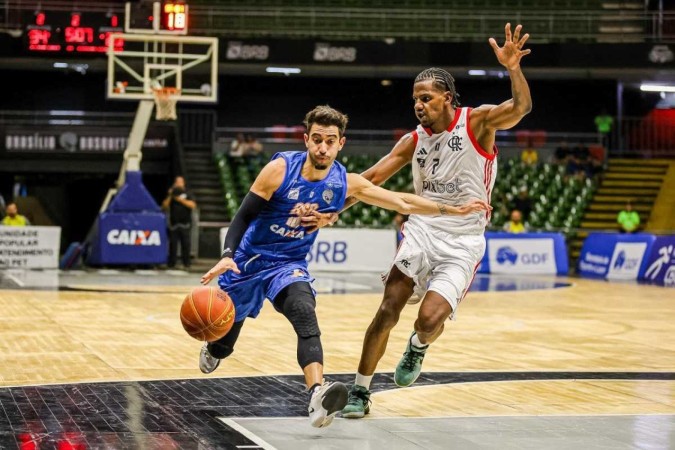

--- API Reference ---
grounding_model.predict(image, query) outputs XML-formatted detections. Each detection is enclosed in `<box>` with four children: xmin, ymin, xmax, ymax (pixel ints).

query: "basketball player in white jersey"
<box><xmin>335</xmin><ymin>23</ymin><xmax>533</xmax><ymax>417</ymax></box>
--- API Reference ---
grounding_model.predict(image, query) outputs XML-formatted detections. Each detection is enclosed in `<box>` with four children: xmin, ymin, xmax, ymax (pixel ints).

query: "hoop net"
<box><xmin>153</xmin><ymin>87</ymin><xmax>180</xmax><ymax>121</ymax></box>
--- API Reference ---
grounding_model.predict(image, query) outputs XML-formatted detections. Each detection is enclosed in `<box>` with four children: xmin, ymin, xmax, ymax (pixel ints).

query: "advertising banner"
<box><xmin>478</xmin><ymin>232</ymin><xmax>568</xmax><ymax>275</ymax></box>
<box><xmin>0</xmin><ymin>226</ymin><xmax>61</xmax><ymax>269</ymax></box>
<box><xmin>642</xmin><ymin>235</ymin><xmax>675</xmax><ymax>287</ymax></box>
<box><xmin>221</xmin><ymin>227</ymin><xmax>397</xmax><ymax>273</ymax></box>
<box><xmin>578</xmin><ymin>233</ymin><xmax>656</xmax><ymax>280</ymax></box>
<box><xmin>88</xmin><ymin>213</ymin><xmax>168</xmax><ymax>265</ymax></box>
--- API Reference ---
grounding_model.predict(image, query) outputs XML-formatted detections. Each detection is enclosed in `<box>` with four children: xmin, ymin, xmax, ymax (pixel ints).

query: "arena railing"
<box><xmin>609</xmin><ymin>115</ymin><xmax>675</xmax><ymax>158</ymax></box>
<box><xmin>0</xmin><ymin>110</ymin><xmax>135</xmax><ymax>127</ymax></box>
<box><xmin>188</xmin><ymin>8</ymin><xmax>674</xmax><ymax>43</ymax></box>
<box><xmin>2</xmin><ymin>3</ymin><xmax>673</xmax><ymax>43</ymax></box>
<box><xmin>214</xmin><ymin>126</ymin><xmax>601</xmax><ymax>155</ymax></box>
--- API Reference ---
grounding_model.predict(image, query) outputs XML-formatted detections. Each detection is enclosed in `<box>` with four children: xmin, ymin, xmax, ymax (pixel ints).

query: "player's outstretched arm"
<box><xmin>346</xmin><ymin>173</ymin><xmax>491</xmax><ymax>216</ymax></box>
<box><xmin>201</xmin><ymin>158</ymin><xmax>285</xmax><ymax>285</ymax></box>
<box><xmin>473</xmin><ymin>23</ymin><xmax>532</xmax><ymax>132</ymax></box>
<box><xmin>301</xmin><ymin>134</ymin><xmax>417</xmax><ymax>232</ymax></box>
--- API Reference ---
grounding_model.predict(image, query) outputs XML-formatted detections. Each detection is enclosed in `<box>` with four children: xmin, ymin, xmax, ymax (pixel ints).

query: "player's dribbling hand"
<box><xmin>301</xmin><ymin>211</ymin><xmax>339</xmax><ymax>234</ymax></box>
<box><xmin>454</xmin><ymin>199</ymin><xmax>493</xmax><ymax>215</ymax></box>
<box><xmin>200</xmin><ymin>257</ymin><xmax>240</xmax><ymax>285</ymax></box>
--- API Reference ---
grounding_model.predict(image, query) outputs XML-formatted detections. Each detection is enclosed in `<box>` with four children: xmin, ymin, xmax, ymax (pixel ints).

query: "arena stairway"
<box><xmin>184</xmin><ymin>147</ymin><xmax>228</xmax><ymax>224</ymax></box>
<box><xmin>569</xmin><ymin>159</ymin><xmax>669</xmax><ymax>261</ymax></box>
<box><xmin>183</xmin><ymin>147</ymin><xmax>229</xmax><ymax>259</ymax></box>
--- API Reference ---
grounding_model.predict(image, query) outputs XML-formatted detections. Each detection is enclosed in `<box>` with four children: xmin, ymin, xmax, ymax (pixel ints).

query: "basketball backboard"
<box><xmin>106</xmin><ymin>33</ymin><xmax>218</xmax><ymax>103</ymax></box>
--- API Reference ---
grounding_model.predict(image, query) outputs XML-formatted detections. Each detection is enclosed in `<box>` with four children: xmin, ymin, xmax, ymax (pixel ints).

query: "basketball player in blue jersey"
<box><xmin>199</xmin><ymin>105</ymin><xmax>491</xmax><ymax>428</ymax></box>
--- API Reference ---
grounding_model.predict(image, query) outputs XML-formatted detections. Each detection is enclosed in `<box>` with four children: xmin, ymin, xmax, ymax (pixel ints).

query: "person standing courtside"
<box><xmin>162</xmin><ymin>176</ymin><xmax>197</xmax><ymax>269</ymax></box>
<box><xmin>320</xmin><ymin>24</ymin><xmax>533</xmax><ymax>418</ymax></box>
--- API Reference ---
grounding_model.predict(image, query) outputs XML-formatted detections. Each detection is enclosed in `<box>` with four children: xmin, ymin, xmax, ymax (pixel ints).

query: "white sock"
<box><xmin>354</xmin><ymin>373</ymin><xmax>373</xmax><ymax>390</ymax></box>
<box><xmin>411</xmin><ymin>332</ymin><xmax>428</xmax><ymax>348</ymax></box>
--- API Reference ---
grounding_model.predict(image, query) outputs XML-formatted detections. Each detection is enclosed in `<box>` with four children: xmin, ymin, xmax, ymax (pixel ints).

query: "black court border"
<box><xmin>0</xmin><ymin>371</ymin><xmax>672</xmax><ymax>449</ymax></box>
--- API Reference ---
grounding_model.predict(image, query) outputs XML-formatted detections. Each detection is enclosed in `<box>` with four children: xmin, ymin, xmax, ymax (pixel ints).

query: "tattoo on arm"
<box><xmin>438</xmin><ymin>203</ymin><xmax>448</xmax><ymax>215</ymax></box>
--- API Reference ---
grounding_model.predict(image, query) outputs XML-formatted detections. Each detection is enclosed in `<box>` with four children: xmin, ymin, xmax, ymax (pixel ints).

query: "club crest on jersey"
<box><xmin>322</xmin><ymin>189</ymin><xmax>334</xmax><ymax>204</ymax></box>
<box><xmin>448</xmin><ymin>135</ymin><xmax>462</xmax><ymax>151</ymax></box>
<box><xmin>287</xmin><ymin>188</ymin><xmax>300</xmax><ymax>200</ymax></box>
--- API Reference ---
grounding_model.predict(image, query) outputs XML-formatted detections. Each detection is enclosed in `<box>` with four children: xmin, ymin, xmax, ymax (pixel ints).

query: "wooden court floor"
<box><xmin>0</xmin><ymin>276</ymin><xmax>673</xmax><ymax>418</ymax></box>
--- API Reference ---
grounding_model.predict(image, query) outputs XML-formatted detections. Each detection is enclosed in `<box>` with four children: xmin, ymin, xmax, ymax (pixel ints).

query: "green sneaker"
<box><xmin>394</xmin><ymin>332</ymin><xmax>427</xmax><ymax>387</ymax></box>
<box><xmin>341</xmin><ymin>384</ymin><xmax>371</xmax><ymax>418</ymax></box>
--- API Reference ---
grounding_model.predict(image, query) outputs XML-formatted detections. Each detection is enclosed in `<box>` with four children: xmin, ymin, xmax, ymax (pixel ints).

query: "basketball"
<box><xmin>180</xmin><ymin>287</ymin><xmax>236</xmax><ymax>342</ymax></box>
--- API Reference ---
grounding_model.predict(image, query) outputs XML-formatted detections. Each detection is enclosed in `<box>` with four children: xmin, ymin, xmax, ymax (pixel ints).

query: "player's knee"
<box><xmin>416</xmin><ymin>313</ymin><xmax>442</xmax><ymax>336</ymax></box>
<box><xmin>297</xmin><ymin>335</ymin><xmax>323</xmax><ymax>368</ymax></box>
<box><xmin>373</xmin><ymin>300</ymin><xmax>402</xmax><ymax>331</ymax></box>
<box><xmin>276</xmin><ymin>284</ymin><xmax>321</xmax><ymax>338</ymax></box>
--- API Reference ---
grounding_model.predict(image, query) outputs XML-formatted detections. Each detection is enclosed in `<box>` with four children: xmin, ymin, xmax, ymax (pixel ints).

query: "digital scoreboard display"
<box><xmin>25</xmin><ymin>11</ymin><xmax>124</xmax><ymax>53</ymax></box>
<box><xmin>24</xmin><ymin>2</ymin><xmax>189</xmax><ymax>54</ymax></box>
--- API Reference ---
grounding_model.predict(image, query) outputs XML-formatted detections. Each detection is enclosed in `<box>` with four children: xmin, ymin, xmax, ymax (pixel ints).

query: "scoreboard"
<box><xmin>24</xmin><ymin>2</ymin><xmax>189</xmax><ymax>54</ymax></box>
<box><xmin>25</xmin><ymin>11</ymin><xmax>124</xmax><ymax>53</ymax></box>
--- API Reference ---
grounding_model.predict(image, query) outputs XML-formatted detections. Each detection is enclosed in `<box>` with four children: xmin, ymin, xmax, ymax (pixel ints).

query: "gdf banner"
<box><xmin>578</xmin><ymin>233</ymin><xmax>655</xmax><ymax>280</ymax></box>
<box><xmin>478</xmin><ymin>232</ymin><xmax>568</xmax><ymax>275</ymax></box>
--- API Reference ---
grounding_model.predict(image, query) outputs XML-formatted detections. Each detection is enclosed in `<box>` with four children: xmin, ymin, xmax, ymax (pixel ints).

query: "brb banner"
<box><xmin>478</xmin><ymin>232</ymin><xmax>568</xmax><ymax>275</ymax></box>
<box><xmin>578</xmin><ymin>233</ymin><xmax>656</xmax><ymax>281</ymax></box>
<box><xmin>220</xmin><ymin>227</ymin><xmax>397</xmax><ymax>272</ymax></box>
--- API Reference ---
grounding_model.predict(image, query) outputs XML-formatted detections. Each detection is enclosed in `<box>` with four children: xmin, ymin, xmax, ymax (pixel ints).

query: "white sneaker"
<box><xmin>199</xmin><ymin>342</ymin><xmax>220</xmax><ymax>374</ymax></box>
<box><xmin>308</xmin><ymin>381</ymin><xmax>348</xmax><ymax>428</ymax></box>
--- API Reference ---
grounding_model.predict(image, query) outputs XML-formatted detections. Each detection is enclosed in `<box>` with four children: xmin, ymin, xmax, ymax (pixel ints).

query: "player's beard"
<box><xmin>309</xmin><ymin>151</ymin><xmax>331</xmax><ymax>170</ymax></box>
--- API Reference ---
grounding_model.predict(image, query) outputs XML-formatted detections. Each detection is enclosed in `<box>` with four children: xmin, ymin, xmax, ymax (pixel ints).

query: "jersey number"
<box><xmin>431</xmin><ymin>158</ymin><xmax>440</xmax><ymax>175</ymax></box>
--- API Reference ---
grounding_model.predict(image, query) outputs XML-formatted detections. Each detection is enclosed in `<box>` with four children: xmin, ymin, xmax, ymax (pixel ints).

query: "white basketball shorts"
<box><xmin>388</xmin><ymin>220</ymin><xmax>485</xmax><ymax>315</ymax></box>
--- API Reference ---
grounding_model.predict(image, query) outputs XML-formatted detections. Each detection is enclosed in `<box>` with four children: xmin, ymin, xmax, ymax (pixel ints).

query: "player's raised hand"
<box><xmin>200</xmin><ymin>257</ymin><xmax>240</xmax><ymax>285</ymax></box>
<box><xmin>301</xmin><ymin>211</ymin><xmax>339</xmax><ymax>234</ymax></box>
<box><xmin>489</xmin><ymin>23</ymin><xmax>531</xmax><ymax>71</ymax></box>
<box><xmin>453</xmin><ymin>199</ymin><xmax>493</xmax><ymax>215</ymax></box>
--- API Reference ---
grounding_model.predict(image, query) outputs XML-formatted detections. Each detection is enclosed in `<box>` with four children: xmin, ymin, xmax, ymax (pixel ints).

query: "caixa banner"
<box><xmin>87</xmin><ymin>213</ymin><xmax>168</xmax><ymax>265</ymax></box>
<box><xmin>578</xmin><ymin>233</ymin><xmax>656</xmax><ymax>281</ymax></box>
<box><xmin>477</xmin><ymin>232</ymin><xmax>568</xmax><ymax>275</ymax></box>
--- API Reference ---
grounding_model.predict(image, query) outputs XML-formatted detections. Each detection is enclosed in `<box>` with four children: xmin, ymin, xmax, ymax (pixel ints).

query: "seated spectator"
<box><xmin>229</xmin><ymin>133</ymin><xmax>246</xmax><ymax>157</ymax></box>
<box><xmin>512</xmin><ymin>188</ymin><xmax>532</xmax><ymax>220</ymax></box>
<box><xmin>243</xmin><ymin>134</ymin><xmax>264</xmax><ymax>158</ymax></box>
<box><xmin>503</xmin><ymin>209</ymin><xmax>527</xmax><ymax>234</ymax></box>
<box><xmin>554</xmin><ymin>141</ymin><xmax>570</xmax><ymax>164</ymax></box>
<box><xmin>1</xmin><ymin>202</ymin><xmax>30</xmax><ymax>226</ymax></box>
<box><xmin>617</xmin><ymin>201</ymin><xmax>640</xmax><ymax>233</ymax></box>
<box><xmin>566</xmin><ymin>154</ymin><xmax>582</xmax><ymax>176</ymax></box>
<box><xmin>520</xmin><ymin>139</ymin><xmax>538</xmax><ymax>166</ymax></box>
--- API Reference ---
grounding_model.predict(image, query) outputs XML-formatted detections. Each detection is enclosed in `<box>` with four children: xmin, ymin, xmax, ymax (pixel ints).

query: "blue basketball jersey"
<box><xmin>235</xmin><ymin>151</ymin><xmax>347</xmax><ymax>262</ymax></box>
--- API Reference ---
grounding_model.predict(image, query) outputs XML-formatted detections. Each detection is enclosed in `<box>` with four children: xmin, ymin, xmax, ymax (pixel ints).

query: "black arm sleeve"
<box><xmin>221</xmin><ymin>192</ymin><xmax>269</xmax><ymax>258</ymax></box>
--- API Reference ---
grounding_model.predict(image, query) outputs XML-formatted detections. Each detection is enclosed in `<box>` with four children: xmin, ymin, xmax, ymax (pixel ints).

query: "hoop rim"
<box><xmin>153</xmin><ymin>87</ymin><xmax>181</xmax><ymax>97</ymax></box>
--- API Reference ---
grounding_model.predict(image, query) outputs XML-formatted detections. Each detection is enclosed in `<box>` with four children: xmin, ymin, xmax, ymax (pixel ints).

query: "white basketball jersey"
<box><xmin>408</xmin><ymin>107</ymin><xmax>497</xmax><ymax>235</ymax></box>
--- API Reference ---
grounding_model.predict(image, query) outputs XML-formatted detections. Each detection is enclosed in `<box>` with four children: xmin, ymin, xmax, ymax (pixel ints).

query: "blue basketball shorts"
<box><xmin>217</xmin><ymin>253</ymin><xmax>315</xmax><ymax>322</ymax></box>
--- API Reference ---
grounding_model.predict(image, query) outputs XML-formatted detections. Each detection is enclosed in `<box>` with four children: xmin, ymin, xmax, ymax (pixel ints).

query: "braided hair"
<box><xmin>414</xmin><ymin>68</ymin><xmax>461</xmax><ymax>107</ymax></box>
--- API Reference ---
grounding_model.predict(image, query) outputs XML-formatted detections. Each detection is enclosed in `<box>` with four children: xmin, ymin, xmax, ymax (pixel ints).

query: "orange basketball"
<box><xmin>180</xmin><ymin>286</ymin><xmax>236</xmax><ymax>342</ymax></box>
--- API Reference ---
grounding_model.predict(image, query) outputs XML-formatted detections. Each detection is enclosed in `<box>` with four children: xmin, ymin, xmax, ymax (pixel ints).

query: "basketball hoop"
<box><xmin>152</xmin><ymin>87</ymin><xmax>180</xmax><ymax>121</ymax></box>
